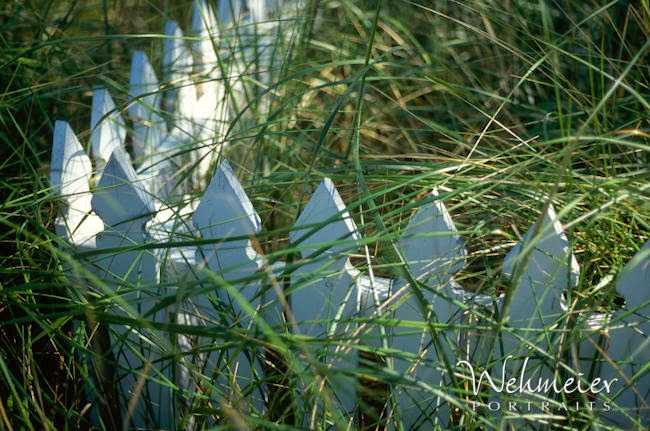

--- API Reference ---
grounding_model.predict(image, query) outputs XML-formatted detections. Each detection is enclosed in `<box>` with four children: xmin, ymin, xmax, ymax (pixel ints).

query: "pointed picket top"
<box><xmin>90</xmin><ymin>87</ymin><xmax>126</xmax><ymax>171</ymax></box>
<box><xmin>398</xmin><ymin>189</ymin><xmax>467</xmax><ymax>286</ymax></box>
<box><xmin>92</xmin><ymin>147</ymin><xmax>154</xmax><ymax>227</ymax></box>
<box><xmin>193</xmin><ymin>160</ymin><xmax>261</xmax><ymax>239</ymax></box>
<box><xmin>129</xmin><ymin>50</ymin><xmax>166</xmax><ymax>162</ymax></box>
<box><xmin>129</xmin><ymin>51</ymin><xmax>162</xmax><ymax>117</ymax></box>
<box><xmin>192</xmin><ymin>0</ymin><xmax>220</xmax><ymax>74</ymax></box>
<box><xmin>502</xmin><ymin>204</ymin><xmax>578</xmax><ymax>329</ymax></box>
<box><xmin>90</xmin><ymin>148</ymin><xmax>167</xmax><ymax>428</ymax></box>
<box><xmin>51</xmin><ymin>120</ymin><xmax>93</xmax><ymax>211</ymax></box>
<box><xmin>495</xmin><ymin>204</ymin><xmax>579</xmax><ymax>426</ymax></box>
<box><xmin>600</xmin><ymin>240</ymin><xmax>650</xmax><ymax>428</ymax></box>
<box><xmin>290</xmin><ymin>178</ymin><xmax>361</xmax><ymax>257</ymax></box>
<box><xmin>288</xmin><ymin>178</ymin><xmax>361</xmax><ymax>336</ymax></box>
<box><xmin>51</xmin><ymin>120</ymin><xmax>103</xmax><ymax>247</ymax></box>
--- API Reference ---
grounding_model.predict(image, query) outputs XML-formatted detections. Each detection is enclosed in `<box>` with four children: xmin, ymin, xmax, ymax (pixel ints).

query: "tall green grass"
<box><xmin>1</xmin><ymin>0</ymin><xmax>648</xmax><ymax>429</ymax></box>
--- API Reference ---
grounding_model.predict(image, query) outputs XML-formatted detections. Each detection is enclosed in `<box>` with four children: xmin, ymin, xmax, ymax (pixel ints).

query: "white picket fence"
<box><xmin>50</xmin><ymin>1</ymin><xmax>648</xmax><ymax>430</ymax></box>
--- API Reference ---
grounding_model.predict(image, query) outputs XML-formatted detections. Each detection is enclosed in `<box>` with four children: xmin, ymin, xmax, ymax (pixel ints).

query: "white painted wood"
<box><xmin>51</xmin><ymin>120</ymin><xmax>103</xmax><ymax>248</ymax></box>
<box><xmin>129</xmin><ymin>50</ymin><xmax>166</xmax><ymax>165</ymax></box>
<box><xmin>163</xmin><ymin>20</ymin><xmax>196</xmax><ymax>140</ymax></box>
<box><xmin>51</xmin><ymin>3</ymin><xmax>650</xmax><ymax>427</ymax></box>
<box><xmin>191</xmin><ymin>81</ymin><xmax>226</xmax><ymax>186</ymax></box>
<box><xmin>191</xmin><ymin>160</ymin><xmax>268</xmax><ymax>415</ymax></box>
<box><xmin>218</xmin><ymin>0</ymin><xmax>245</xmax><ymax>28</ymax></box>
<box><xmin>147</xmin><ymin>200</ymin><xmax>200</xmax><ymax>428</ymax></box>
<box><xmin>191</xmin><ymin>0</ymin><xmax>228</xmax><ymax>186</ymax></box>
<box><xmin>357</xmin><ymin>272</ymin><xmax>393</xmax><ymax>347</ymax></box>
<box><xmin>600</xmin><ymin>240</ymin><xmax>650</xmax><ymax>429</ymax></box>
<box><xmin>192</xmin><ymin>0</ymin><xmax>220</xmax><ymax>74</ymax></box>
<box><xmin>572</xmin><ymin>275</ymin><xmax>610</xmax><ymax>388</ymax></box>
<box><xmin>129</xmin><ymin>40</ymin><xmax>185</xmax><ymax>200</ymax></box>
<box><xmin>499</xmin><ymin>205</ymin><xmax>578</xmax><ymax>427</ymax></box>
<box><xmin>90</xmin><ymin>87</ymin><xmax>126</xmax><ymax>174</ymax></box>
<box><xmin>391</xmin><ymin>190</ymin><xmax>466</xmax><ymax>430</ymax></box>
<box><xmin>289</xmin><ymin>178</ymin><xmax>361</xmax><ymax>426</ymax></box>
<box><xmin>137</xmin><ymin>135</ymin><xmax>184</xmax><ymax>201</ymax></box>
<box><xmin>248</xmin><ymin>0</ymin><xmax>268</xmax><ymax>22</ymax></box>
<box><xmin>502</xmin><ymin>204</ymin><xmax>578</xmax><ymax>334</ymax></box>
<box><xmin>51</xmin><ymin>121</ymin><xmax>93</xmax><ymax>216</ymax></box>
<box><xmin>289</xmin><ymin>178</ymin><xmax>361</xmax><ymax>336</ymax></box>
<box><xmin>92</xmin><ymin>147</ymin><xmax>154</xmax><ymax>231</ymax></box>
<box><xmin>193</xmin><ymin>160</ymin><xmax>262</xmax><ymax>276</ymax></box>
<box><xmin>399</xmin><ymin>190</ymin><xmax>466</xmax><ymax>283</ymax></box>
<box><xmin>90</xmin><ymin>147</ymin><xmax>173</xmax><ymax>429</ymax></box>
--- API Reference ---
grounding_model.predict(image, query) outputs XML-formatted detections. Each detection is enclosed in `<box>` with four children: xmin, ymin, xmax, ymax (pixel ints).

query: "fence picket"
<box><xmin>90</xmin><ymin>87</ymin><xmax>126</xmax><ymax>174</ymax></box>
<box><xmin>129</xmin><ymin>51</ymin><xmax>166</xmax><ymax>165</ymax></box>
<box><xmin>218</xmin><ymin>0</ymin><xmax>245</xmax><ymax>28</ymax></box>
<box><xmin>51</xmin><ymin>120</ymin><xmax>103</xmax><ymax>248</ymax></box>
<box><xmin>289</xmin><ymin>178</ymin><xmax>361</xmax><ymax>426</ymax></box>
<box><xmin>391</xmin><ymin>190</ymin><xmax>467</xmax><ymax>429</ymax></box>
<box><xmin>601</xmin><ymin>240</ymin><xmax>650</xmax><ymax>428</ymax></box>
<box><xmin>90</xmin><ymin>146</ymin><xmax>174</xmax><ymax>429</ymax></box>
<box><xmin>498</xmin><ymin>205</ymin><xmax>579</xmax><ymax>426</ymax></box>
<box><xmin>191</xmin><ymin>160</ymin><xmax>268</xmax><ymax>414</ymax></box>
<box><xmin>191</xmin><ymin>0</ymin><xmax>227</xmax><ymax>184</ymax></box>
<box><xmin>163</xmin><ymin>20</ymin><xmax>196</xmax><ymax>144</ymax></box>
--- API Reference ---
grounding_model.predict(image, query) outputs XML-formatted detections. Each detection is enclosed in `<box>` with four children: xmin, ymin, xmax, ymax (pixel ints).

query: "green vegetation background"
<box><xmin>1</xmin><ymin>0</ymin><xmax>648</xmax><ymax>429</ymax></box>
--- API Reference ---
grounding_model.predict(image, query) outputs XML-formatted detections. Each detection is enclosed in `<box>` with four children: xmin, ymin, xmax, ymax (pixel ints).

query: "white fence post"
<box><xmin>162</xmin><ymin>20</ymin><xmax>195</xmax><ymax>137</ymax></box>
<box><xmin>129</xmin><ymin>51</ymin><xmax>166</xmax><ymax>166</ymax></box>
<box><xmin>191</xmin><ymin>0</ymin><xmax>228</xmax><ymax>185</ymax></box>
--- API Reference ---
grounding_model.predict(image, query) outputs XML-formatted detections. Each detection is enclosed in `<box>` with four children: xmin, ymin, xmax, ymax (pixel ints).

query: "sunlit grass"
<box><xmin>1</xmin><ymin>0</ymin><xmax>648</xmax><ymax>429</ymax></box>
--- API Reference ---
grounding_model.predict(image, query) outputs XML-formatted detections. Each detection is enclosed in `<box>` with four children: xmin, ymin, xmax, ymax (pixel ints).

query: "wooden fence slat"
<box><xmin>502</xmin><ymin>204</ymin><xmax>578</xmax><ymax>335</ymax></box>
<box><xmin>193</xmin><ymin>160</ymin><xmax>262</xmax><ymax>276</ymax></box>
<box><xmin>163</xmin><ymin>20</ymin><xmax>196</xmax><ymax>140</ymax></box>
<box><xmin>289</xmin><ymin>178</ymin><xmax>361</xmax><ymax>336</ymax></box>
<box><xmin>89</xmin><ymin>146</ymin><xmax>175</xmax><ymax>429</ymax></box>
<box><xmin>392</xmin><ymin>190</ymin><xmax>467</xmax><ymax>430</ymax></box>
<box><xmin>501</xmin><ymin>204</ymin><xmax>577</xmax><ymax>344</ymax></box>
<box><xmin>248</xmin><ymin>0</ymin><xmax>268</xmax><ymax>22</ymax></box>
<box><xmin>90</xmin><ymin>87</ymin><xmax>126</xmax><ymax>174</ymax></box>
<box><xmin>499</xmin><ymin>205</ymin><xmax>579</xmax><ymax>427</ymax></box>
<box><xmin>289</xmin><ymin>178</ymin><xmax>361</xmax><ymax>426</ymax></box>
<box><xmin>218</xmin><ymin>0</ymin><xmax>245</xmax><ymax>28</ymax></box>
<box><xmin>191</xmin><ymin>0</ymin><xmax>228</xmax><ymax>186</ymax></box>
<box><xmin>600</xmin><ymin>240</ymin><xmax>650</xmax><ymax>428</ymax></box>
<box><xmin>191</xmin><ymin>160</ymin><xmax>268</xmax><ymax>416</ymax></box>
<box><xmin>51</xmin><ymin>120</ymin><xmax>103</xmax><ymax>248</ymax></box>
<box><xmin>129</xmin><ymin>50</ymin><xmax>167</xmax><ymax>165</ymax></box>
<box><xmin>192</xmin><ymin>0</ymin><xmax>220</xmax><ymax>74</ymax></box>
